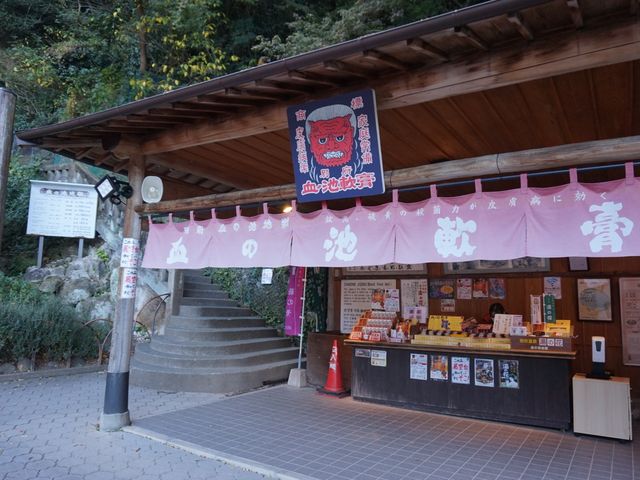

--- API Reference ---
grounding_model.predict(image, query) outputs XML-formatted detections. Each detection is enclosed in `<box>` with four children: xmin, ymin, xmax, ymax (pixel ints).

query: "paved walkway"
<box><xmin>0</xmin><ymin>371</ymin><xmax>265</xmax><ymax>480</ymax></box>
<box><xmin>130</xmin><ymin>385</ymin><xmax>638</xmax><ymax>480</ymax></box>
<box><xmin>1</xmin><ymin>371</ymin><xmax>638</xmax><ymax>480</ymax></box>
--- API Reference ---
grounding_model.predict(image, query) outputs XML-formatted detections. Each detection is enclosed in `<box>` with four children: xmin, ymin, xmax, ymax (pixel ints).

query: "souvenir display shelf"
<box><xmin>345</xmin><ymin>310</ymin><xmax>575</xmax><ymax>430</ymax></box>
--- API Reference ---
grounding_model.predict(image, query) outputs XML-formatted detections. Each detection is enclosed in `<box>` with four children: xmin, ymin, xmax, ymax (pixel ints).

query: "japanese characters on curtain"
<box><xmin>141</xmin><ymin>165</ymin><xmax>639</xmax><ymax>269</ymax></box>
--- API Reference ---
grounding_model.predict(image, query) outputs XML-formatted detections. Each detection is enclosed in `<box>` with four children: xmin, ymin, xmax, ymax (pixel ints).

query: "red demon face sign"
<box><xmin>307</xmin><ymin>115</ymin><xmax>354</xmax><ymax>167</ymax></box>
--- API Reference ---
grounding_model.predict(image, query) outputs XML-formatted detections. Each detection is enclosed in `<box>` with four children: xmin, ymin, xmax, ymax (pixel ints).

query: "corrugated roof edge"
<box><xmin>17</xmin><ymin>0</ymin><xmax>551</xmax><ymax>141</ymax></box>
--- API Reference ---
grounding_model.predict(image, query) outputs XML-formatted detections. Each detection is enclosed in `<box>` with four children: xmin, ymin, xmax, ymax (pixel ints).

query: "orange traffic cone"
<box><xmin>317</xmin><ymin>340</ymin><xmax>350</xmax><ymax>397</ymax></box>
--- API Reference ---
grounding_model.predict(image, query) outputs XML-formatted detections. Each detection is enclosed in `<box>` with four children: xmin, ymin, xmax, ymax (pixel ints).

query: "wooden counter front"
<box><xmin>346</xmin><ymin>341</ymin><xmax>575</xmax><ymax>430</ymax></box>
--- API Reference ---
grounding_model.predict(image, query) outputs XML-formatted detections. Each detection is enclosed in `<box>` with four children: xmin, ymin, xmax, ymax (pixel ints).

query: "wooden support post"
<box><xmin>0</xmin><ymin>88</ymin><xmax>17</xmax><ymax>255</ymax></box>
<box><xmin>100</xmin><ymin>154</ymin><xmax>144</xmax><ymax>432</ymax></box>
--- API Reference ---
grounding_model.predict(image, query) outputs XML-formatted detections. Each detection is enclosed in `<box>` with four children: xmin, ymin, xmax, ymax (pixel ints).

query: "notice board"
<box><xmin>27</xmin><ymin>180</ymin><xmax>98</xmax><ymax>239</ymax></box>
<box><xmin>340</xmin><ymin>279</ymin><xmax>396</xmax><ymax>333</ymax></box>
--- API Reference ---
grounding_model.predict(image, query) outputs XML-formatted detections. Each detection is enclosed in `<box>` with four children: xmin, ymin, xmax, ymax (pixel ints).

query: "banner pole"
<box><xmin>297</xmin><ymin>267</ymin><xmax>308</xmax><ymax>369</ymax></box>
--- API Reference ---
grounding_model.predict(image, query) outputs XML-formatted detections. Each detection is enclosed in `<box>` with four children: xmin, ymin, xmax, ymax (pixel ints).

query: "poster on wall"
<box><xmin>410</xmin><ymin>353</ymin><xmax>428</xmax><ymax>380</ymax></box>
<box><xmin>620</xmin><ymin>278</ymin><xmax>640</xmax><ymax>366</ymax></box>
<box><xmin>430</xmin><ymin>355</ymin><xmax>449</xmax><ymax>381</ymax></box>
<box><xmin>472</xmin><ymin>278</ymin><xmax>488</xmax><ymax>298</ymax></box>
<box><xmin>340</xmin><ymin>279</ymin><xmax>396</xmax><ymax>333</ymax></box>
<box><xmin>429</xmin><ymin>279</ymin><xmax>455</xmax><ymax>299</ymax></box>
<box><xmin>499</xmin><ymin>360</ymin><xmax>519</xmax><ymax>388</ymax></box>
<box><xmin>451</xmin><ymin>357</ymin><xmax>470</xmax><ymax>384</ymax></box>
<box><xmin>577</xmin><ymin>278</ymin><xmax>612</xmax><ymax>321</ymax></box>
<box><xmin>488</xmin><ymin>278</ymin><xmax>506</xmax><ymax>299</ymax></box>
<box><xmin>287</xmin><ymin>89</ymin><xmax>385</xmax><ymax>202</ymax></box>
<box><xmin>544</xmin><ymin>276</ymin><xmax>562</xmax><ymax>299</ymax></box>
<box><xmin>371</xmin><ymin>350</ymin><xmax>387</xmax><ymax>367</ymax></box>
<box><xmin>474</xmin><ymin>359</ymin><xmax>494</xmax><ymax>387</ymax></box>
<box><xmin>456</xmin><ymin>278</ymin><xmax>472</xmax><ymax>300</ymax></box>
<box><xmin>400</xmin><ymin>279</ymin><xmax>428</xmax><ymax>308</ymax></box>
<box><xmin>441</xmin><ymin>299</ymin><xmax>456</xmax><ymax>313</ymax></box>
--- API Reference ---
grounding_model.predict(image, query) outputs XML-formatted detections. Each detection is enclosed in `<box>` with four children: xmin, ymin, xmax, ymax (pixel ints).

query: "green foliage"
<box><xmin>207</xmin><ymin>267</ymin><xmax>290</xmax><ymax>330</ymax></box>
<box><xmin>253</xmin><ymin>0</ymin><xmax>484</xmax><ymax>60</ymax></box>
<box><xmin>0</xmin><ymin>274</ymin><xmax>98</xmax><ymax>364</ymax></box>
<box><xmin>206</xmin><ymin>267</ymin><xmax>328</xmax><ymax>334</ymax></box>
<box><xmin>96</xmin><ymin>248</ymin><xmax>110</xmax><ymax>263</ymax></box>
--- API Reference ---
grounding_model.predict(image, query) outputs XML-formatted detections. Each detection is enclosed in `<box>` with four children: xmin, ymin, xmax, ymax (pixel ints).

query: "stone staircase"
<box><xmin>131</xmin><ymin>271</ymin><xmax>301</xmax><ymax>393</ymax></box>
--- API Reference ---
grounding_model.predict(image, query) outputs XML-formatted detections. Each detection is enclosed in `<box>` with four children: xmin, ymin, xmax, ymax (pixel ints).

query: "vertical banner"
<box><xmin>287</xmin><ymin>89</ymin><xmax>385</xmax><ymax>202</ymax></box>
<box><xmin>284</xmin><ymin>266</ymin><xmax>306</xmax><ymax>336</ymax></box>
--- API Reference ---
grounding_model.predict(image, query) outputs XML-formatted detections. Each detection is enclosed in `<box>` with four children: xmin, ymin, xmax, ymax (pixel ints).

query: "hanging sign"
<box><xmin>284</xmin><ymin>267</ymin><xmax>306</xmax><ymax>336</ymax></box>
<box><xmin>287</xmin><ymin>89</ymin><xmax>385</xmax><ymax>202</ymax></box>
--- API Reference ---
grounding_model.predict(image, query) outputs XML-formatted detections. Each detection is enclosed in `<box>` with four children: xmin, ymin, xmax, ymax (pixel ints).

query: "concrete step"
<box><xmin>179</xmin><ymin>297</ymin><xmax>239</xmax><ymax>307</ymax></box>
<box><xmin>130</xmin><ymin>357</ymin><xmax>302</xmax><ymax>393</ymax></box>
<box><xmin>182</xmin><ymin>275</ymin><xmax>212</xmax><ymax>284</ymax></box>
<box><xmin>165</xmin><ymin>325</ymin><xmax>277</xmax><ymax>342</ymax></box>
<box><xmin>182</xmin><ymin>288</ymin><xmax>229</xmax><ymax>299</ymax></box>
<box><xmin>148</xmin><ymin>336</ymin><xmax>293</xmax><ymax>356</ymax></box>
<box><xmin>169</xmin><ymin>315</ymin><xmax>265</xmax><ymax>329</ymax></box>
<box><xmin>134</xmin><ymin>343</ymin><xmax>299</xmax><ymax>368</ymax></box>
<box><xmin>178</xmin><ymin>305</ymin><xmax>254</xmax><ymax>317</ymax></box>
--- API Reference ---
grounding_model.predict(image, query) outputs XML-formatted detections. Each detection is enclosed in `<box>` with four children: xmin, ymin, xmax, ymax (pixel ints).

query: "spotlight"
<box><xmin>94</xmin><ymin>175</ymin><xmax>133</xmax><ymax>204</ymax></box>
<box><xmin>282</xmin><ymin>205</ymin><xmax>293</xmax><ymax>213</ymax></box>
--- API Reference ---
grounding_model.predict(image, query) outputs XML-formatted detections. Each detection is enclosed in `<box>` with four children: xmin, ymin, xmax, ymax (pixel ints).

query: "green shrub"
<box><xmin>0</xmin><ymin>275</ymin><xmax>98</xmax><ymax>364</ymax></box>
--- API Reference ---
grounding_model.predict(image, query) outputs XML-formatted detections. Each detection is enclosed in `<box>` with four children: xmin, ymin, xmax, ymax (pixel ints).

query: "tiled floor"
<box><xmin>131</xmin><ymin>385</ymin><xmax>637</xmax><ymax>480</ymax></box>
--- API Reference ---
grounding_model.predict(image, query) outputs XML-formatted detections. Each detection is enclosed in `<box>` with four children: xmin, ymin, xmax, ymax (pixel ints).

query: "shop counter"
<box><xmin>346</xmin><ymin>340</ymin><xmax>576</xmax><ymax>430</ymax></box>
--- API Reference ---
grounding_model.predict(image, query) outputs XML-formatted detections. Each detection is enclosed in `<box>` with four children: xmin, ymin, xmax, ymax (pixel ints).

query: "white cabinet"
<box><xmin>573</xmin><ymin>373</ymin><xmax>632</xmax><ymax>440</ymax></box>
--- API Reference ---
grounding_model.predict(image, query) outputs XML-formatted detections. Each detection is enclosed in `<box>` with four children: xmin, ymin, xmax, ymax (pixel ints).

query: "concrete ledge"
<box><xmin>0</xmin><ymin>364</ymin><xmax>106</xmax><ymax>383</ymax></box>
<box><xmin>125</xmin><ymin>425</ymin><xmax>317</xmax><ymax>480</ymax></box>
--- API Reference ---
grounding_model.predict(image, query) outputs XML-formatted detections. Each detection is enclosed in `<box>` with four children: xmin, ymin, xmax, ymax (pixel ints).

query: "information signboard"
<box><xmin>27</xmin><ymin>180</ymin><xmax>98</xmax><ymax>239</ymax></box>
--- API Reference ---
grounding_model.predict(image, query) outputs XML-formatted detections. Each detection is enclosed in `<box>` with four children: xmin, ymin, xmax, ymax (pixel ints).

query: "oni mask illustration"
<box><xmin>308</xmin><ymin>115</ymin><xmax>354</xmax><ymax>167</ymax></box>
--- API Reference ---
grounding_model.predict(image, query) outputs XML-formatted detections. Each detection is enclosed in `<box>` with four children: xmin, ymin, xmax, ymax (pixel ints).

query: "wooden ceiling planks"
<box><xmin>590</xmin><ymin>61</ymin><xmax>635</xmax><ymax>140</ymax></box>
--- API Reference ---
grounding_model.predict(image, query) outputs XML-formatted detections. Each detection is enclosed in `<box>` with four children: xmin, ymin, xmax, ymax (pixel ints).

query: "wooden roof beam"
<box><xmin>75</xmin><ymin>147</ymin><xmax>95</xmax><ymax>160</ymax></box>
<box><xmin>171</xmin><ymin>102</ymin><xmax>236</xmax><ymax>114</ymax></box>
<box><xmin>362</xmin><ymin>50</ymin><xmax>410</xmax><ymax>70</ymax></box>
<box><xmin>507</xmin><ymin>12</ymin><xmax>534</xmax><ymax>41</ymax></box>
<box><xmin>453</xmin><ymin>25</ymin><xmax>489</xmax><ymax>51</ymax></box>
<box><xmin>148</xmin><ymin>108</ymin><xmax>211</xmax><ymax>119</ymax></box>
<box><xmin>253</xmin><ymin>79</ymin><xmax>313</xmax><ymax>94</ymax></box>
<box><xmin>141</xmin><ymin>19</ymin><xmax>640</xmax><ymax>155</ymax></box>
<box><xmin>39</xmin><ymin>138</ymin><xmax>101</xmax><ymax>149</ymax></box>
<box><xmin>323</xmin><ymin>60</ymin><xmax>371</xmax><ymax>78</ymax></box>
<box><xmin>124</xmin><ymin>115</ymin><xmax>179</xmax><ymax>126</ymax></box>
<box><xmin>287</xmin><ymin>70</ymin><xmax>341</xmax><ymax>86</ymax></box>
<box><xmin>567</xmin><ymin>0</ymin><xmax>584</xmax><ymax>29</ymax></box>
<box><xmin>108</xmin><ymin>120</ymin><xmax>166</xmax><ymax>130</ymax></box>
<box><xmin>137</xmin><ymin>135</ymin><xmax>640</xmax><ymax>214</ymax></box>
<box><xmin>406</xmin><ymin>38</ymin><xmax>449</xmax><ymax>62</ymax></box>
<box><xmin>224</xmin><ymin>87</ymin><xmax>285</xmax><ymax>102</ymax></box>
<box><xmin>196</xmin><ymin>94</ymin><xmax>258</xmax><ymax>108</ymax></box>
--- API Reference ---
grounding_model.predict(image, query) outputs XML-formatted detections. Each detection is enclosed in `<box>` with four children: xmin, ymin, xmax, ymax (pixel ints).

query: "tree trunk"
<box><xmin>135</xmin><ymin>1</ymin><xmax>148</xmax><ymax>73</ymax></box>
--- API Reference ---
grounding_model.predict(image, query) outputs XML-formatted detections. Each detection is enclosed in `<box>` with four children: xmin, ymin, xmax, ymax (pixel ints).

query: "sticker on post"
<box><xmin>371</xmin><ymin>350</ymin><xmax>387</xmax><ymax>367</ymax></box>
<box><xmin>120</xmin><ymin>268</ymin><xmax>137</xmax><ymax>299</ymax></box>
<box><xmin>120</xmin><ymin>238</ymin><xmax>140</xmax><ymax>268</ymax></box>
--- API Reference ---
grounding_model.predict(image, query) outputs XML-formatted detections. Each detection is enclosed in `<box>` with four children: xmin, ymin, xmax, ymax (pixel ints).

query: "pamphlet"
<box><xmin>441</xmin><ymin>299</ymin><xmax>456</xmax><ymax>313</ymax></box>
<box><xmin>492</xmin><ymin>314</ymin><xmax>523</xmax><ymax>335</ymax></box>
<box><xmin>409</xmin><ymin>353</ymin><xmax>428</xmax><ymax>380</ymax></box>
<box><xmin>430</xmin><ymin>355</ymin><xmax>449</xmax><ymax>381</ymax></box>
<box><xmin>499</xmin><ymin>360</ymin><xmax>519</xmax><ymax>388</ymax></box>
<box><xmin>451</xmin><ymin>356</ymin><xmax>470</xmax><ymax>384</ymax></box>
<box><xmin>474</xmin><ymin>358</ymin><xmax>494</xmax><ymax>387</ymax></box>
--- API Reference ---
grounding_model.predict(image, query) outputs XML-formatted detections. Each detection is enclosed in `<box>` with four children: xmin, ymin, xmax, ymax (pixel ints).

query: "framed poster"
<box><xmin>340</xmin><ymin>279</ymin><xmax>396</xmax><ymax>333</ymax></box>
<box><xmin>444</xmin><ymin>257</ymin><xmax>549</xmax><ymax>275</ymax></box>
<box><xmin>620</xmin><ymin>278</ymin><xmax>640</xmax><ymax>366</ymax></box>
<box><xmin>577</xmin><ymin>278</ymin><xmax>612</xmax><ymax>321</ymax></box>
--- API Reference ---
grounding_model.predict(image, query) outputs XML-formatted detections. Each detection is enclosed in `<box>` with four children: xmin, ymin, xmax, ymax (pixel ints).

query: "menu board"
<box><xmin>27</xmin><ymin>181</ymin><xmax>98</xmax><ymax>238</ymax></box>
<box><xmin>620</xmin><ymin>278</ymin><xmax>640</xmax><ymax>366</ymax></box>
<box><xmin>340</xmin><ymin>279</ymin><xmax>396</xmax><ymax>333</ymax></box>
